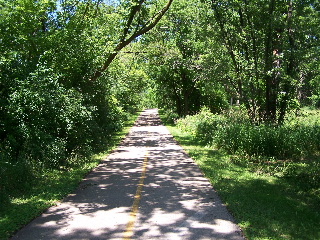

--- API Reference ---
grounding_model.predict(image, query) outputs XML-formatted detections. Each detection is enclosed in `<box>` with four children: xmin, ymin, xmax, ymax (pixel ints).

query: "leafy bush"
<box><xmin>159</xmin><ymin>109</ymin><xmax>180</xmax><ymax>124</ymax></box>
<box><xmin>0</xmin><ymin>66</ymin><xmax>126</xmax><ymax>194</ymax></box>
<box><xmin>177</xmin><ymin>107</ymin><xmax>226</xmax><ymax>144</ymax></box>
<box><xmin>177</xmin><ymin>107</ymin><xmax>320</xmax><ymax>160</ymax></box>
<box><xmin>176</xmin><ymin>107</ymin><xmax>320</xmax><ymax>195</ymax></box>
<box><xmin>310</xmin><ymin>95</ymin><xmax>320</xmax><ymax>108</ymax></box>
<box><xmin>4</xmin><ymin>67</ymin><xmax>92</xmax><ymax>167</ymax></box>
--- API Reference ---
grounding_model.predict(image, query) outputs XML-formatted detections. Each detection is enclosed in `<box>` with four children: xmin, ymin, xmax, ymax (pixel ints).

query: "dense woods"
<box><xmin>147</xmin><ymin>0</ymin><xmax>320</xmax><ymax>122</ymax></box>
<box><xmin>0</xmin><ymin>0</ymin><xmax>319</xmax><ymax>238</ymax></box>
<box><xmin>0</xmin><ymin>0</ymin><xmax>173</xmax><ymax>190</ymax></box>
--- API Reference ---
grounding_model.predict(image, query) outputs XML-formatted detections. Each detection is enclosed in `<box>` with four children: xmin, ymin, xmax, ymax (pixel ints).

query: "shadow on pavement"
<box><xmin>11</xmin><ymin>109</ymin><xmax>244</xmax><ymax>240</ymax></box>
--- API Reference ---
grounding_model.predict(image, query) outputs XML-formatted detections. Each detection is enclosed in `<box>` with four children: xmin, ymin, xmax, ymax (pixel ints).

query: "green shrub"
<box><xmin>159</xmin><ymin>109</ymin><xmax>180</xmax><ymax>125</ymax></box>
<box><xmin>177</xmin><ymin>108</ymin><xmax>320</xmax><ymax>160</ymax></box>
<box><xmin>0</xmin><ymin>66</ymin><xmax>124</xmax><ymax>193</ymax></box>
<box><xmin>176</xmin><ymin>107</ymin><xmax>224</xmax><ymax>144</ymax></box>
<box><xmin>5</xmin><ymin>67</ymin><xmax>92</xmax><ymax>168</ymax></box>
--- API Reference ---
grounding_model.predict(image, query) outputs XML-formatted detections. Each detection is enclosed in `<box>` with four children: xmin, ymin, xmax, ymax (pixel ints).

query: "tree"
<box><xmin>90</xmin><ymin>0</ymin><xmax>174</xmax><ymax>81</ymax></box>
<box><xmin>205</xmin><ymin>0</ymin><xmax>320</xmax><ymax>124</ymax></box>
<box><xmin>0</xmin><ymin>0</ymin><xmax>175</xmax><ymax>183</ymax></box>
<box><xmin>145</xmin><ymin>0</ymin><xmax>219</xmax><ymax>116</ymax></box>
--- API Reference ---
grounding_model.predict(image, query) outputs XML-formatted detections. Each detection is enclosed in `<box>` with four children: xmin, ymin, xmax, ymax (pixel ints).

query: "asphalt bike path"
<box><xmin>11</xmin><ymin>109</ymin><xmax>244</xmax><ymax>240</ymax></box>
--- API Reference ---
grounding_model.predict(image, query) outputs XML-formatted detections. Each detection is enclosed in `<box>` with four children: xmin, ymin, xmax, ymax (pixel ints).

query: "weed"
<box><xmin>166</xmin><ymin>124</ymin><xmax>320</xmax><ymax>240</ymax></box>
<box><xmin>168</xmin><ymin>108</ymin><xmax>320</xmax><ymax>239</ymax></box>
<box><xmin>176</xmin><ymin>107</ymin><xmax>320</xmax><ymax>160</ymax></box>
<box><xmin>0</xmin><ymin>112</ymin><xmax>140</xmax><ymax>239</ymax></box>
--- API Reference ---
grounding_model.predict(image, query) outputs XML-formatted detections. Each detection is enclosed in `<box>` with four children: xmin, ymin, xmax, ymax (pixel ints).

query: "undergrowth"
<box><xmin>177</xmin><ymin>107</ymin><xmax>320</xmax><ymax>160</ymax></box>
<box><xmin>164</xmin><ymin>108</ymin><xmax>320</xmax><ymax>240</ymax></box>
<box><xmin>176</xmin><ymin>107</ymin><xmax>320</xmax><ymax>199</ymax></box>
<box><xmin>0</xmin><ymin>112</ymin><xmax>140</xmax><ymax>240</ymax></box>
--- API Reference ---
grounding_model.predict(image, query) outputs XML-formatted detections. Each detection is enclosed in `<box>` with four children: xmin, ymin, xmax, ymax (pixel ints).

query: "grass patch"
<box><xmin>163</xmin><ymin>116</ymin><xmax>320</xmax><ymax>240</ymax></box>
<box><xmin>0</xmin><ymin>111</ymin><xmax>140</xmax><ymax>240</ymax></box>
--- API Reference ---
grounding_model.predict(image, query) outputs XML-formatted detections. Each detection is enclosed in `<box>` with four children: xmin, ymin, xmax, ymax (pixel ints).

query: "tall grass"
<box><xmin>176</xmin><ymin>107</ymin><xmax>320</xmax><ymax>192</ymax></box>
<box><xmin>168</xmin><ymin>108</ymin><xmax>320</xmax><ymax>239</ymax></box>
<box><xmin>177</xmin><ymin>107</ymin><xmax>320</xmax><ymax>160</ymax></box>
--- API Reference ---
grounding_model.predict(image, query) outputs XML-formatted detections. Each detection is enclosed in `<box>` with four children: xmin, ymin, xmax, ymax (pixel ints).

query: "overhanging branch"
<box><xmin>90</xmin><ymin>0</ymin><xmax>174</xmax><ymax>81</ymax></box>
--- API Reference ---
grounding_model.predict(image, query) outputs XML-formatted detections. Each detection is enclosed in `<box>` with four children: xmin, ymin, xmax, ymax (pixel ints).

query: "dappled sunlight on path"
<box><xmin>11</xmin><ymin>109</ymin><xmax>244</xmax><ymax>240</ymax></box>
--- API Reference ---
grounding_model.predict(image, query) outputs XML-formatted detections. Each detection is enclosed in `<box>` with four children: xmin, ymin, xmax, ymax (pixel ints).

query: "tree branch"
<box><xmin>90</xmin><ymin>0</ymin><xmax>174</xmax><ymax>81</ymax></box>
<box><xmin>122</xmin><ymin>0</ymin><xmax>146</xmax><ymax>41</ymax></box>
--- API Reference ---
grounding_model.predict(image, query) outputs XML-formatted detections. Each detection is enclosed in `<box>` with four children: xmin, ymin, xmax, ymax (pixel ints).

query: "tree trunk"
<box><xmin>278</xmin><ymin>0</ymin><xmax>295</xmax><ymax>124</ymax></box>
<box><xmin>264</xmin><ymin>0</ymin><xmax>278</xmax><ymax>123</ymax></box>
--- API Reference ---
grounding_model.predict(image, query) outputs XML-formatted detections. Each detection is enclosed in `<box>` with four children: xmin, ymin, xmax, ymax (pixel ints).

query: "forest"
<box><xmin>0</xmin><ymin>0</ymin><xmax>319</xmax><ymax>239</ymax></box>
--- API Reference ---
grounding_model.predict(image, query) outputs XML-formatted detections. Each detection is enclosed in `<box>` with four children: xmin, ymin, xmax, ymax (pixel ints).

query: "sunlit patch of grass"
<box><xmin>290</xmin><ymin>107</ymin><xmax>320</xmax><ymax>126</ymax></box>
<box><xmin>0</xmin><ymin>112</ymin><xmax>140</xmax><ymax>240</ymax></box>
<box><xmin>166</xmin><ymin>124</ymin><xmax>320</xmax><ymax>240</ymax></box>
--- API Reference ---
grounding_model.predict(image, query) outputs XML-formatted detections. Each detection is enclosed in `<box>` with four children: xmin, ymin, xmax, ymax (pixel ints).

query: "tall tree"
<box><xmin>205</xmin><ymin>0</ymin><xmax>319</xmax><ymax>124</ymax></box>
<box><xmin>145</xmin><ymin>0</ymin><xmax>214</xmax><ymax>116</ymax></box>
<box><xmin>90</xmin><ymin>0</ymin><xmax>174</xmax><ymax>81</ymax></box>
<box><xmin>0</xmin><ymin>0</ymin><xmax>175</xmax><ymax>175</ymax></box>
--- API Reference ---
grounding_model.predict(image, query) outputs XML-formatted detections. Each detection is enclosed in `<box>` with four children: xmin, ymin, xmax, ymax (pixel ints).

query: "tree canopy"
<box><xmin>0</xmin><ymin>0</ymin><xmax>319</xmax><ymax>184</ymax></box>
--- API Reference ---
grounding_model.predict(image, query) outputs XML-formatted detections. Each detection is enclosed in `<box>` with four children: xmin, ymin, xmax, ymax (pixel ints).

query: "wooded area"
<box><xmin>0</xmin><ymin>1</ymin><xmax>319</xmax><ymax>238</ymax></box>
<box><xmin>1</xmin><ymin>0</ymin><xmax>319</xmax><ymax>184</ymax></box>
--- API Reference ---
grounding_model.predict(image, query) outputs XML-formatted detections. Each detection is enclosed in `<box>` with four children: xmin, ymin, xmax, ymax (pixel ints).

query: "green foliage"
<box><xmin>0</xmin><ymin>0</ymin><xmax>145</xmax><ymax>198</ymax></box>
<box><xmin>216</xmin><ymin>121</ymin><xmax>320</xmax><ymax>159</ymax></box>
<box><xmin>8</xmin><ymin>67</ymin><xmax>93</xmax><ymax>162</ymax></box>
<box><xmin>176</xmin><ymin>107</ymin><xmax>226</xmax><ymax>144</ymax></box>
<box><xmin>199</xmin><ymin>0</ymin><xmax>320</xmax><ymax>124</ymax></box>
<box><xmin>1</xmin><ymin>66</ymin><xmax>97</xmax><ymax>195</ymax></box>
<box><xmin>177</xmin><ymin>107</ymin><xmax>320</xmax><ymax>160</ymax></box>
<box><xmin>0</xmin><ymin>110</ymin><xmax>139</xmax><ymax>240</ymax></box>
<box><xmin>0</xmin><ymin>0</ymin><xmax>319</xmax><ymax>237</ymax></box>
<box><xmin>309</xmin><ymin>74</ymin><xmax>320</xmax><ymax>108</ymax></box>
<box><xmin>144</xmin><ymin>0</ymin><xmax>231</xmax><ymax>116</ymax></box>
<box><xmin>167</xmin><ymin>119</ymin><xmax>320</xmax><ymax>240</ymax></box>
<box><xmin>176</xmin><ymin>108</ymin><xmax>320</xmax><ymax>216</ymax></box>
<box><xmin>109</xmin><ymin>52</ymin><xmax>149</xmax><ymax>113</ymax></box>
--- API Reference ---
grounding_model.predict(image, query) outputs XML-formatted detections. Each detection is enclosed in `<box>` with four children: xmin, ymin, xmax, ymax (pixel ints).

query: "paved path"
<box><xmin>12</xmin><ymin>109</ymin><xmax>244</xmax><ymax>240</ymax></box>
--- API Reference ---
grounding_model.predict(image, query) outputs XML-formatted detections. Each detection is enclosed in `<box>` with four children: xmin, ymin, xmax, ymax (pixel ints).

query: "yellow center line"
<box><xmin>123</xmin><ymin>148</ymin><xmax>149</xmax><ymax>240</ymax></box>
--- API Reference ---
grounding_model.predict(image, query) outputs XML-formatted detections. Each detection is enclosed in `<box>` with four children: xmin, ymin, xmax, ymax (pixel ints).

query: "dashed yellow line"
<box><xmin>123</xmin><ymin>149</ymin><xmax>149</xmax><ymax>240</ymax></box>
